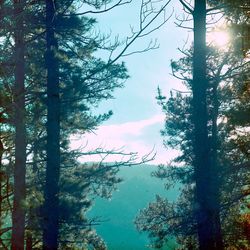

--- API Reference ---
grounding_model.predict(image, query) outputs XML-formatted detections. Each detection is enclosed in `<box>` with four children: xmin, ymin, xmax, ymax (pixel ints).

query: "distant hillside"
<box><xmin>87</xmin><ymin>164</ymin><xmax>179</xmax><ymax>250</ymax></box>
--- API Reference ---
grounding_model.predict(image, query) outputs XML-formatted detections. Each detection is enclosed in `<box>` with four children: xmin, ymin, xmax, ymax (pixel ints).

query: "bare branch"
<box><xmin>122</xmin><ymin>39</ymin><xmax>159</xmax><ymax>57</ymax></box>
<box><xmin>80</xmin><ymin>0</ymin><xmax>172</xmax><ymax>83</ymax></box>
<box><xmin>63</xmin><ymin>0</ymin><xmax>133</xmax><ymax>16</ymax></box>
<box><xmin>179</xmin><ymin>0</ymin><xmax>193</xmax><ymax>14</ymax></box>
<box><xmin>171</xmin><ymin>88</ymin><xmax>191</xmax><ymax>94</ymax></box>
<box><xmin>108</xmin><ymin>0</ymin><xmax>172</xmax><ymax>65</ymax></box>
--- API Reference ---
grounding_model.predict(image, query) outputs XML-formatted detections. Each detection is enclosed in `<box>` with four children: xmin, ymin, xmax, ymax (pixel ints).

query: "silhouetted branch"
<box><xmin>68</xmin><ymin>0</ymin><xmax>132</xmax><ymax>16</ymax></box>
<box><xmin>179</xmin><ymin>0</ymin><xmax>193</xmax><ymax>14</ymax></box>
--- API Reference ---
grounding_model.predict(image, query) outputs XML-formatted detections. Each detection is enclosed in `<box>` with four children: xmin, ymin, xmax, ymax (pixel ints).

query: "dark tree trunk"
<box><xmin>0</xmin><ymin>139</ymin><xmax>3</xmax><ymax>228</ymax></box>
<box><xmin>11</xmin><ymin>0</ymin><xmax>26</xmax><ymax>249</ymax></box>
<box><xmin>192</xmin><ymin>0</ymin><xmax>223</xmax><ymax>249</ymax></box>
<box><xmin>26</xmin><ymin>232</ymin><xmax>32</xmax><ymax>250</ymax></box>
<box><xmin>42</xmin><ymin>0</ymin><xmax>60</xmax><ymax>249</ymax></box>
<box><xmin>210</xmin><ymin>83</ymin><xmax>224</xmax><ymax>250</ymax></box>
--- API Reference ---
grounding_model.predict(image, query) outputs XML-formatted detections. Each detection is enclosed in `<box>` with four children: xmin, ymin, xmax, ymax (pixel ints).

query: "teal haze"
<box><xmin>88</xmin><ymin>165</ymin><xmax>179</xmax><ymax>249</ymax></box>
<box><xmin>84</xmin><ymin>1</ymin><xmax>187</xmax><ymax>249</ymax></box>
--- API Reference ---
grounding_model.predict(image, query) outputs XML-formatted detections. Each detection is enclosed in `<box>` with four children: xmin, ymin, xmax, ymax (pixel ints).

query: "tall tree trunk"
<box><xmin>192</xmin><ymin>1</ymin><xmax>223</xmax><ymax>249</ymax></box>
<box><xmin>11</xmin><ymin>0</ymin><xmax>26</xmax><ymax>249</ymax></box>
<box><xmin>0</xmin><ymin>139</ymin><xmax>3</xmax><ymax>228</ymax></box>
<box><xmin>0</xmin><ymin>0</ymin><xmax>6</xmax><ymax>238</ymax></box>
<box><xmin>42</xmin><ymin>0</ymin><xmax>60</xmax><ymax>249</ymax></box>
<box><xmin>25</xmin><ymin>232</ymin><xmax>32</xmax><ymax>250</ymax></box>
<box><xmin>210</xmin><ymin>81</ymin><xmax>224</xmax><ymax>249</ymax></box>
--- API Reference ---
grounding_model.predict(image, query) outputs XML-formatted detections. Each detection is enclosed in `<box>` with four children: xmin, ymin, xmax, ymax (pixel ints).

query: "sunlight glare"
<box><xmin>207</xmin><ymin>30</ymin><xmax>230</xmax><ymax>48</ymax></box>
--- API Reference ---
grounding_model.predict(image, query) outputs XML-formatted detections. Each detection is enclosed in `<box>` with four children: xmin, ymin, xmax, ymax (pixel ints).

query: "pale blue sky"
<box><xmin>75</xmin><ymin>2</ymin><xmax>230</xmax><ymax>249</ymax></box>
<box><xmin>94</xmin><ymin>0</ymin><xmax>188</xmax><ymax>123</ymax></box>
<box><xmin>73</xmin><ymin>1</ymin><xmax>191</xmax><ymax>164</ymax></box>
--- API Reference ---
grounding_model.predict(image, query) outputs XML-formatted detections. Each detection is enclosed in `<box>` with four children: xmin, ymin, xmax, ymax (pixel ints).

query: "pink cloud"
<box><xmin>70</xmin><ymin>114</ymin><xmax>178</xmax><ymax>164</ymax></box>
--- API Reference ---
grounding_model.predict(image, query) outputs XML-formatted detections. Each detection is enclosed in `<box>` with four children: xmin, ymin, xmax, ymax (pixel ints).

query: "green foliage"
<box><xmin>0</xmin><ymin>0</ymin><xmax>131</xmax><ymax>248</ymax></box>
<box><xmin>136</xmin><ymin>35</ymin><xmax>250</xmax><ymax>249</ymax></box>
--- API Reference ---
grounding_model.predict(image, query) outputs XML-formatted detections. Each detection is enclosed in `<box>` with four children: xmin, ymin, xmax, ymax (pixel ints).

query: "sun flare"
<box><xmin>207</xmin><ymin>30</ymin><xmax>230</xmax><ymax>48</ymax></box>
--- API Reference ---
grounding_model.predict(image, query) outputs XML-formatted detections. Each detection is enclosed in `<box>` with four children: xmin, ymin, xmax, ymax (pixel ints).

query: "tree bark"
<box><xmin>0</xmin><ymin>139</ymin><xmax>3</xmax><ymax>229</ymax></box>
<box><xmin>11</xmin><ymin>0</ymin><xmax>27</xmax><ymax>249</ymax></box>
<box><xmin>26</xmin><ymin>232</ymin><xmax>32</xmax><ymax>250</ymax></box>
<box><xmin>192</xmin><ymin>0</ymin><xmax>223</xmax><ymax>249</ymax></box>
<box><xmin>210</xmin><ymin>82</ymin><xmax>224</xmax><ymax>249</ymax></box>
<box><xmin>42</xmin><ymin>0</ymin><xmax>60</xmax><ymax>249</ymax></box>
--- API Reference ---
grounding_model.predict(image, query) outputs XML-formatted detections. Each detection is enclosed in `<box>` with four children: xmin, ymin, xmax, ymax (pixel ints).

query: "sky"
<box><xmin>71</xmin><ymin>0</ymin><xmax>190</xmax><ymax>165</ymax></box>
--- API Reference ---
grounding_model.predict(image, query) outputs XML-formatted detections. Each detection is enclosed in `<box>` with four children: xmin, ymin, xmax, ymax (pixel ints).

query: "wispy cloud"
<box><xmin>96</xmin><ymin>114</ymin><xmax>165</xmax><ymax>137</ymax></box>
<box><xmin>70</xmin><ymin>114</ymin><xmax>178</xmax><ymax>164</ymax></box>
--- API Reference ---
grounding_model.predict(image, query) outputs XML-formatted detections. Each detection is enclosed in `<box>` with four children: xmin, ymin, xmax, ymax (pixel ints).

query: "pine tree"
<box><xmin>42</xmin><ymin>0</ymin><xmax>61</xmax><ymax>248</ymax></box>
<box><xmin>135</xmin><ymin>2</ymin><xmax>250</xmax><ymax>246</ymax></box>
<box><xmin>0</xmin><ymin>0</ymin><xmax>171</xmax><ymax>248</ymax></box>
<box><xmin>11</xmin><ymin>0</ymin><xmax>27</xmax><ymax>249</ymax></box>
